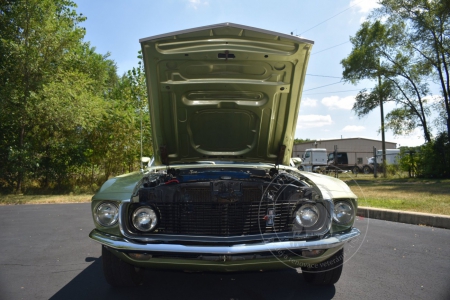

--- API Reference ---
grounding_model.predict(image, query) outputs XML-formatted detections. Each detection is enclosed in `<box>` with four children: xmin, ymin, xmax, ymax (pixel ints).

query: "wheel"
<box><xmin>362</xmin><ymin>165</ymin><xmax>372</xmax><ymax>174</ymax></box>
<box><xmin>301</xmin><ymin>249</ymin><xmax>344</xmax><ymax>285</ymax></box>
<box><xmin>102</xmin><ymin>246</ymin><xmax>144</xmax><ymax>287</ymax></box>
<box><xmin>352</xmin><ymin>166</ymin><xmax>359</xmax><ymax>174</ymax></box>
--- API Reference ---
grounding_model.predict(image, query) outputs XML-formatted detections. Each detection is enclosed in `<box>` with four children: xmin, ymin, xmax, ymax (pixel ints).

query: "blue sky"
<box><xmin>74</xmin><ymin>0</ymin><xmax>436</xmax><ymax>147</ymax></box>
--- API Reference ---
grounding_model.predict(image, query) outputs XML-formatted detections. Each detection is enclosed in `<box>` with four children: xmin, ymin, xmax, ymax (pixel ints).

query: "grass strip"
<box><xmin>340</xmin><ymin>175</ymin><xmax>450</xmax><ymax>216</ymax></box>
<box><xmin>0</xmin><ymin>194</ymin><xmax>92</xmax><ymax>205</ymax></box>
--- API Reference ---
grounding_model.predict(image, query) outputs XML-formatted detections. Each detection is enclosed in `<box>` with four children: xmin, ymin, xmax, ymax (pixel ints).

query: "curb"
<box><xmin>357</xmin><ymin>206</ymin><xmax>450</xmax><ymax>229</ymax></box>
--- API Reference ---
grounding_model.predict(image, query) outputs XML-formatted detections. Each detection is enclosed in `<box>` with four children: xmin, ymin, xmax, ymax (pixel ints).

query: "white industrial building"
<box><xmin>293</xmin><ymin>137</ymin><xmax>397</xmax><ymax>164</ymax></box>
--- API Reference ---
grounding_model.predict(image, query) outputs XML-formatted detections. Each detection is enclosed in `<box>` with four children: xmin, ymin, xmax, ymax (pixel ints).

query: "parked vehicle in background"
<box><xmin>368</xmin><ymin>149</ymin><xmax>400</xmax><ymax>165</ymax></box>
<box><xmin>299</xmin><ymin>148</ymin><xmax>327</xmax><ymax>172</ymax></box>
<box><xmin>327</xmin><ymin>151</ymin><xmax>373</xmax><ymax>174</ymax></box>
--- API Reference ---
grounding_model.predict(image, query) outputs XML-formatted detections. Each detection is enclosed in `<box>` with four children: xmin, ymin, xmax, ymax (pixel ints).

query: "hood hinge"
<box><xmin>160</xmin><ymin>145</ymin><xmax>169</xmax><ymax>166</ymax></box>
<box><xmin>276</xmin><ymin>144</ymin><xmax>286</xmax><ymax>167</ymax></box>
<box><xmin>271</xmin><ymin>144</ymin><xmax>286</xmax><ymax>176</ymax></box>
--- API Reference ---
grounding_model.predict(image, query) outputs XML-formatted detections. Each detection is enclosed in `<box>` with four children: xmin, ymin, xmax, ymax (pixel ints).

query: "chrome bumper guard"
<box><xmin>89</xmin><ymin>228</ymin><xmax>360</xmax><ymax>255</ymax></box>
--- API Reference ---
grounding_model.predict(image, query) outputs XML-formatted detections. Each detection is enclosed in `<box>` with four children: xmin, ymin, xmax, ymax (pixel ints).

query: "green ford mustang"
<box><xmin>89</xmin><ymin>23</ymin><xmax>360</xmax><ymax>287</ymax></box>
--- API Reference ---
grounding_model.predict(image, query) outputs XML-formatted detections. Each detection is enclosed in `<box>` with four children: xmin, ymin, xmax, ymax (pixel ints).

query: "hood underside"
<box><xmin>140</xmin><ymin>23</ymin><xmax>313</xmax><ymax>166</ymax></box>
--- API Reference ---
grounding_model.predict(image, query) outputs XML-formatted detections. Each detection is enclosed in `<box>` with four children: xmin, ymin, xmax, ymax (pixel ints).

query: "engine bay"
<box><xmin>123</xmin><ymin>167</ymin><xmax>332</xmax><ymax>240</ymax></box>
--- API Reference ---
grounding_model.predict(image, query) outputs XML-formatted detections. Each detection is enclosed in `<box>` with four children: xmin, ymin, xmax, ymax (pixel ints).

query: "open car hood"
<box><xmin>140</xmin><ymin>23</ymin><xmax>313</xmax><ymax>166</ymax></box>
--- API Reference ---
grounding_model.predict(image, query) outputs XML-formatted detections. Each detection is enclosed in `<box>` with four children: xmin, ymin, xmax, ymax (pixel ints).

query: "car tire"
<box><xmin>352</xmin><ymin>166</ymin><xmax>359</xmax><ymax>174</ymax></box>
<box><xmin>301</xmin><ymin>249</ymin><xmax>344</xmax><ymax>285</ymax></box>
<box><xmin>102</xmin><ymin>246</ymin><xmax>144</xmax><ymax>287</ymax></box>
<box><xmin>362</xmin><ymin>165</ymin><xmax>371</xmax><ymax>174</ymax></box>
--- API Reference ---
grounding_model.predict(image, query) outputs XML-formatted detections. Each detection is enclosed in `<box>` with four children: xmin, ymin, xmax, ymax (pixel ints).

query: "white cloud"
<box><xmin>342</xmin><ymin>125</ymin><xmax>365</xmax><ymax>132</ymax></box>
<box><xmin>297</xmin><ymin>114</ymin><xmax>333</xmax><ymax>129</ymax></box>
<box><xmin>187</xmin><ymin>0</ymin><xmax>209</xmax><ymax>10</ymax></box>
<box><xmin>350</xmin><ymin>0</ymin><xmax>380</xmax><ymax>14</ymax></box>
<box><xmin>424</xmin><ymin>95</ymin><xmax>442</xmax><ymax>104</ymax></box>
<box><xmin>390</xmin><ymin>128</ymin><xmax>426</xmax><ymax>147</ymax></box>
<box><xmin>301</xmin><ymin>97</ymin><xmax>317</xmax><ymax>107</ymax></box>
<box><xmin>321</xmin><ymin>95</ymin><xmax>355</xmax><ymax>110</ymax></box>
<box><xmin>392</xmin><ymin>136</ymin><xmax>424</xmax><ymax>147</ymax></box>
<box><xmin>350</xmin><ymin>0</ymin><xmax>381</xmax><ymax>22</ymax></box>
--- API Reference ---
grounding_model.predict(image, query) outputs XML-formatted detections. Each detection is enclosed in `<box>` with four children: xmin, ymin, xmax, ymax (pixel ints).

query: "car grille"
<box><xmin>138</xmin><ymin>186</ymin><xmax>296</xmax><ymax>237</ymax></box>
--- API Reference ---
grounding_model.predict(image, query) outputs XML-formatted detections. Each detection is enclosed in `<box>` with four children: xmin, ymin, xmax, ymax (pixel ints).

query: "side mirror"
<box><xmin>140</xmin><ymin>157</ymin><xmax>154</xmax><ymax>173</ymax></box>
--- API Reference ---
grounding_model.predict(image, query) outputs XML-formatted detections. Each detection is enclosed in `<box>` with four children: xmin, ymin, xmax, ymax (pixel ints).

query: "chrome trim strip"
<box><xmin>90</xmin><ymin>228</ymin><xmax>360</xmax><ymax>254</ymax></box>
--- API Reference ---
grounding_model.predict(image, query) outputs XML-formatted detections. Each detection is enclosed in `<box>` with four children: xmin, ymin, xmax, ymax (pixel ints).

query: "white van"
<box><xmin>368</xmin><ymin>149</ymin><xmax>400</xmax><ymax>165</ymax></box>
<box><xmin>299</xmin><ymin>148</ymin><xmax>328</xmax><ymax>172</ymax></box>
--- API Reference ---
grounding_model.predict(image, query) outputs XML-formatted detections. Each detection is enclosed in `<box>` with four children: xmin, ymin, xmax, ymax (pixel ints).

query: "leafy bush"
<box><xmin>399</xmin><ymin>146</ymin><xmax>420</xmax><ymax>177</ymax></box>
<box><xmin>385</xmin><ymin>163</ymin><xmax>401</xmax><ymax>177</ymax></box>
<box><xmin>402</xmin><ymin>132</ymin><xmax>450</xmax><ymax>178</ymax></box>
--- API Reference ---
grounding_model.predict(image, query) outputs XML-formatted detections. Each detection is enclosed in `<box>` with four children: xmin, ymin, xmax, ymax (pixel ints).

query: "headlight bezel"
<box><xmin>333</xmin><ymin>200</ymin><xmax>355</xmax><ymax>225</ymax></box>
<box><xmin>294</xmin><ymin>203</ymin><xmax>320</xmax><ymax>228</ymax></box>
<box><xmin>94</xmin><ymin>201</ymin><xmax>120</xmax><ymax>227</ymax></box>
<box><xmin>131</xmin><ymin>205</ymin><xmax>159</xmax><ymax>232</ymax></box>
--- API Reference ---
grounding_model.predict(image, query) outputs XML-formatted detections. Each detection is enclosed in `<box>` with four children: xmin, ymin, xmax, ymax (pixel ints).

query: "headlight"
<box><xmin>132</xmin><ymin>206</ymin><xmax>158</xmax><ymax>232</ymax></box>
<box><xmin>95</xmin><ymin>202</ymin><xmax>119</xmax><ymax>227</ymax></box>
<box><xmin>333</xmin><ymin>201</ymin><xmax>354</xmax><ymax>224</ymax></box>
<box><xmin>295</xmin><ymin>204</ymin><xmax>319</xmax><ymax>227</ymax></box>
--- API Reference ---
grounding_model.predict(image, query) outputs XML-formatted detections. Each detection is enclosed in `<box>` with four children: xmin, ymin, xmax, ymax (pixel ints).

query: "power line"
<box><xmin>306</xmin><ymin>74</ymin><xmax>342</xmax><ymax>79</ymax></box>
<box><xmin>299</xmin><ymin>0</ymin><xmax>363</xmax><ymax>35</ymax></box>
<box><xmin>303</xmin><ymin>89</ymin><xmax>362</xmax><ymax>95</ymax></box>
<box><xmin>311</xmin><ymin>41</ymin><xmax>350</xmax><ymax>55</ymax></box>
<box><xmin>303</xmin><ymin>81</ymin><xmax>343</xmax><ymax>92</ymax></box>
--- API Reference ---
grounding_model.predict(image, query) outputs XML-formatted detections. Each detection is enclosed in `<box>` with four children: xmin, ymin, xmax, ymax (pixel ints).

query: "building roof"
<box><xmin>295</xmin><ymin>137</ymin><xmax>396</xmax><ymax>146</ymax></box>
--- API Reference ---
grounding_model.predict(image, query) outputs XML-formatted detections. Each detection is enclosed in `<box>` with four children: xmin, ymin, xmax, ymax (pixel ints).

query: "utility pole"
<box><xmin>373</xmin><ymin>147</ymin><xmax>378</xmax><ymax>178</ymax></box>
<box><xmin>378</xmin><ymin>60</ymin><xmax>387</xmax><ymax>177</ymax></box>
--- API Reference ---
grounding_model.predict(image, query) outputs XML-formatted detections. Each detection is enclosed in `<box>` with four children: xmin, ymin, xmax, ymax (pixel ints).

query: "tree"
<box><xmin>0</xmin><ymin>0</ymin><xmax>118</xmax><ymax>192</ymax></box>
<box><xmin>341</xmin><ymin>20</ymin><xmax>433</xmax><ymax>144</ymax></box>
<box><xmin>294</xmin><ymin>138</ymin><xmax>314</xmax><ymax>144</ymax></box>
<box><xmin>0</xmin><ymin>0</ymin><xmax>89</xmax><ymax>191</ymax></box>
<box><xmin>415</xmin><ymin>132</ymin><xmax>450</xmax><ymax>178</ymax></box>
<box><xmin>374</xmin><ymin>0</ymin><xmax>450</xmax><ymax>141</ymax></box>
<box><xmin>0</xmin><ymin>1</ymin><xmax>157</xmax><ymax>192</ymax></box>
<box><xmin>84</xmin><ymin>52</ymin><xmax>152</xmax><ymax>183</ymax></box>
<box><xmin>127</xmin><ymin>51</ymin><xmax>152</xmax><ymax>168</ymax></box>
<box><xmin>30</xmin><ymin>43</ymin><xmax>117</xmax><ymax>188</ymax></box>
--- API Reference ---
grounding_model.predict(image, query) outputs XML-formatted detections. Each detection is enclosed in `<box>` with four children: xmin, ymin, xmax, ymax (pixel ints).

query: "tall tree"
<box><xmin>30</xmin><ymin>43</ymin><xmax>117</xmax><ymax>188</ymax></box>
<box><xmin>341</xmin><ymin>19</ymin><xmax>433</xmax><ymax>144</ymax></box>
<box><xmin>83</xmin><ymin>52</ymin><xmax>152</xmax><ymax>183</ymax></box>
<box><xmin>375</xmin><ymin>0</ymin><xmax>450</xmax><ymax>141</ymax></box>
<box><xmin>0</xmin><ymin>0</ymin><xmax>113</xmax><ymax>191</ymax></box>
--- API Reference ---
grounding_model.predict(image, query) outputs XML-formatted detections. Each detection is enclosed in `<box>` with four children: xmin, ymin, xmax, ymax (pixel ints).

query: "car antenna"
<box><xmin>139</xmin><ymin>96</ymin><xmax>144</xmax><ymax>172</ymax></box>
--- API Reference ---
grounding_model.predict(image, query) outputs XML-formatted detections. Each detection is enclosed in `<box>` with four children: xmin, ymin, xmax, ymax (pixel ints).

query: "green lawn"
<box><xmin>339</xmin><ymin>174</ymin><xmax>450</xmax><ymax>215</ymax></box>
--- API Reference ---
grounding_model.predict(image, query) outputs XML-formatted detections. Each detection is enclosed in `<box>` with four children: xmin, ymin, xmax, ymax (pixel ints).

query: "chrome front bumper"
<box><xmin>89</xmin><ymin>228</ymin><xmax>360</xmax><ymax>255</ymax></box>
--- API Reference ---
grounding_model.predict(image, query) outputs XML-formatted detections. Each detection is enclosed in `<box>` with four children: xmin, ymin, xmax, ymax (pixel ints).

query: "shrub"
<box><xmin>398</xmin><ymin>133</ymin><xmax>450</xmax><ymax>178</ymax></box>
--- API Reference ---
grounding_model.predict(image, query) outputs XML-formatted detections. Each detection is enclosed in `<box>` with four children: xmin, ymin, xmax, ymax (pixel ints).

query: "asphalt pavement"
<box><xmin>0</xmin><ymin>203</ymin><xmax>449</xmax><ymax>300</ymax></box>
